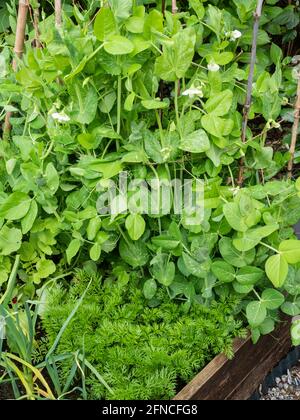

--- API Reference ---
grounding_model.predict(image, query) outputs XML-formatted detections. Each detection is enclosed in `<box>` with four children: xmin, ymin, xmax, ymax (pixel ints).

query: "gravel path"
<box><xmin>260</xmin><ymin>363</ymin><xmax>300</xmax><ymax>400</ymax></box>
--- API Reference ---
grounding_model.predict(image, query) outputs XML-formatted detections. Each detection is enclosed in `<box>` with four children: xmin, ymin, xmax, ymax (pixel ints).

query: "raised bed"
<box><xmin>174</xmin><ymin>318</ymin><xmax>292</xmax><ymax>400</ymax></box>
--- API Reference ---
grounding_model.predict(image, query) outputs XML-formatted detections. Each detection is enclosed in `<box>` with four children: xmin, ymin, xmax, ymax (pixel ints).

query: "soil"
<box><xmin>0</xmin><ymin>368</ymin><xmax>15</xmax><ymax>400</ymax></box>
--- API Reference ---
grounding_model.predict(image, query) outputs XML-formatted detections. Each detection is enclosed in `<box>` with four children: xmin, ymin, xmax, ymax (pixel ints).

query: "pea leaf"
<box><xmin>0</xmin><ymin>192</ymin><xmax>31</xmax><ymax>221</ymax></box>
<box><xmin>179</xmin><ymin>129</ymin><xmax>210</xmax><ymax>153</ymax></box>
<box><xmin>265</xmin><ymin>254</ymin><xmax>288</xmax><ymax>288</ymax></box>
<box><xmin>236</xmin><ymin>266</ymin><xmax>264</xmax><ymax>285</ymax></box>
<box><xmin>246</xmin><ymin>301</ymin><xmax>267</xmax><ymax>327</ymax></box>
<box><xmin>0</xmin><ymin>226</ymin><xmax>22</xmax><ymax>255</ymax></box>
<box><xmin>233</xmin><ymin>281</ymin><xmax>254</xmax><ymax>294</ymax></box>
<box><xmin>119</xmin><ymin>238</ymin><xmax>149</xmax><ymax>268</ymax></box>
<box><xmin>151</xmin><ymin>254</ymin><xmax>175</xmax><ymax>286</ymax></box>
<box><xmin>204</xmin><ymin>90</ymin><xmax>233</xmax><ymax>116</ymax></box>
<box><xmin>223</xmin><ymin>202</ymin><xmax>248</xmax><ymax>232</ymax></box>
<box><xmin>262</xmin><ymin>288</ymin><xmax>285</xmax><ymax>309</ymax></box>
<box><xmin>104</xmin><ymin>35</ymin><xmax>134</xmax><ymax>55</ymax></box>
<box><xmin>36</xmin><ymin>259</ymin><xmax>56</xmax><ymax>279</ymax></box>
<box><xmin>141</xmin><ymin>99</ymin><xmax>168</xmax><ymax>110</ymax></box>
<box><xmin>279</xmin><ymin>240</ymin><xmax>300</xmax><ymax>264</ymax></box>
<box><xmin>87</xmin><ymin>218</ymin><xmax>102</xmax><ymax>241</ymax></box>
<box><xmin>125</xmin><ymin>214</ymin><xmax>146</xmax><ymax>241</ymax></box>
<box><xmin>219</xmin><ymin>237</ymin><xmax>256</xmax><ymax>268</ymax></box>
<box><xmin>182</xmin><ymin>252</ymin><xmax>207</xmax><ymax>278</ymax></box>
<box><xmin>90</xmin><ymin>243</ymin><xmax>102</xmax><ymax>261</ymax></box>
<box><xmin>143</xmin><ymin>279</ymin><xmax>157</xmax><ymax>299</ymax></box>
<box><xmin>109</xmin><ymin>0</ymin><xmax>132</xmax><ymax>21</ymax></box>
<box><xmin>282</xmin><ymin>302</ymin><xmax>300</xmax><ymax>317</ymax></box>
<box><xmin>21</xmin><ymin>200</ymin><xmax>38</xmax><ymax>235</ymax></box>
<box><xmin>94</xmin><ymin>7</ymin><xmax>116</xmax><ymax>41</ymax></box>
<box><xmin>201</xmin><ymin>114</ymin><xmax>225</xmax><ymax>138</ymax></box>
<box><xmin>66</xmin><ymin>239</ymin><xmax>81</xmax><ymax>264</ymax></box>
<box><xmin>152</xmin><ymin>235</ymin><xmax>180</xmax><ymax>250</ymax></box>
<box><xmin>211</xmin><ymin>261</ymin><xmax>235</xmax><ymax>283</ymax></box>
<box><xmin>233</xmin><ymin>224</ymin><xmax>279</xmax><ymax>252</ymax></box>
<box><xmin>291</xmin><ymin>319</ymin><xmax>300</xmax><ymax>346</ymax></box>
<box><xmin>71</xmin><ymin>85</ymin><xmax>98</xmax><ymax>125</ymax></box>
<box><xmin>259</xmin><ymin>318</ymin><xmax>275</xmax><ymax>335</ymax></box>
<box><xmin>154</xmin><ymin>27</ymin><xmax>195</xmax><ymax>81</ymax></box>
<box><xmin>45</xmin><ymin>163</ymin><xmax>59</xmax><ymax>194</ymax></box>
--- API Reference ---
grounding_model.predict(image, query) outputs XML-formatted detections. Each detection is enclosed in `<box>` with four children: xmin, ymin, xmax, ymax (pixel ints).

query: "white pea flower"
<box><xmin>226</xmin><ymin>30</ymin><xmax>242</xmax><ymax>41</ymax></box>
<box><xmin>51</xmin><ymin>112</ymin><xmax>70</xmax><ymax>123</ymax></box>
<box><xmin>231</xmin><ymin>30</ymin><xmax>242</xmax><ymax>41</ymax></box>
<box><xmin>182</xmin><ymin>85</ymin><xmax>204</xmax><ymax>98</ymax></box>
<box><xmin>207</xmin><ymin>62</ymin><xmax>220</xmax><ymax>72</ymax></box>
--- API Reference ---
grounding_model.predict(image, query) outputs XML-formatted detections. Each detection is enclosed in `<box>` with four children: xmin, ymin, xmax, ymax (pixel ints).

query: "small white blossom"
<box><xmin>231</xmin><ymin>30</ymin><xmax>242</xmax><ymax>41</ymax></box>
<box><xmin>207</xmin><ymin>62</ymin><xmax>220</xmax><ymax>72</ymax></box>
<box><xmin>226</xmin><ymin>30</ymin><xmax>242</xmax><ymax>41</ymax></box>
<box><xmin>51</xmin><ymin>112</ymin><xmax>70</xmax><ymax>123</ymax></box>
<box><xmin>182</xmin><ymin>86</ymin><xmax>204</xmax><ymax>98</ymax></box>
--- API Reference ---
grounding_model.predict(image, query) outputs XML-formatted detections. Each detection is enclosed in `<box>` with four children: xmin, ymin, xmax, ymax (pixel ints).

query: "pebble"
<box><xmin>260</xmin><ymin>363</ymin><xmax>300</xmax><ymax>400</ymax></box>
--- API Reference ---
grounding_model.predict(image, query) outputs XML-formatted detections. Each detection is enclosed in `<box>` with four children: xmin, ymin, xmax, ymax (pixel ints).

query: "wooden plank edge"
<box><xmin>174</xmin><ymin>319</ymin><xmax>292</xmax><ymax>401</ymax></box>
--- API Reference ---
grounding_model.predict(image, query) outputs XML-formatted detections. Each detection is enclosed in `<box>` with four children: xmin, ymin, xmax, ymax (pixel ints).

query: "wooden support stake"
<box><xmin>2</xmin><ymin>0</ymin><xmax>29</xmax><ymax>140</ymax></box>
<box><xmin>172</xmin><ymin>0</ymin><xmax>178</xmax><ymax>14</ymax></box>
<box><xmin>55</xmin><ymin>0</ymin><xmax>62</xmax><ymax>29</ymax></box>
<box><xmin>162</xmin><ymin>0</ymin><xmax>166</xmax><ymax>16</ymax></box>
<box><xmin>288</xmin><ymin>76</ymin><xmax>300</xmax><ymax>178</ymax></box>
<box><xmin>237</xmin><ymin>0</ymin><xmax>264</xmax><ymax>186</ymax></box>
<box><xmin>33</xmin><ymin>5</ymin><xmax>42</xmax><ymax>48</ymax></box>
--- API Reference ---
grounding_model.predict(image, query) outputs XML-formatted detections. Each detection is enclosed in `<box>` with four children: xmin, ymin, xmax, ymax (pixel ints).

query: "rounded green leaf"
<box><xmin>0</xmin><ymin>226</ymin><xmax>22</xmax><ymax>255</ymax></box>
<box><xmin>251</xmin><ymin>328</ymin><xmax>261</xmax><ymax>344</ymax></box>
<box><xmin>21</xmin><ymin>200</ymin><xmax>38</xmax><ymax>235</ymax></box>
<box><xmin>45</xmin><ymin>163</ymin><xmax>59</xmax><ymax>194</ymax></box>
<box><xmin>204</xmin><ymin>89</ymin><xmax>233</xmax><ymax>116</ymax></box>
<box><xmin>94</xmin><ymin>7</ymin><xmax>116</xmax><ymax>41</ymax></box>
<box><xmin>36</xmin><ymin>259</ymin><xmax>56</xmax><ymax>279</ymax></box>
<box><xmin>265</xmin><ymin>254</ymin><xmax>288</xmax><ymax>288</ymax></box>
<box><xmin>211</xmin><ymin>261</ymin><xmax>235</xmax><ymax>283</ymax></box>
<box><xmin>179</xmin><ymin>129</ymin><xmax>210</xmax><ymax>154</ymax></box>
<box><xmin>124</xmin><ymin>92</ymin><xmax>136</xmax><ymax>111</ymax></box>
<box><xmin>66</xmin><ymin>239</ymin><xmax>81</xmax><ymax>264</ymax></box>
<box><xmin>233</xmin><ymin>224</ymin><xmax>279</xmax><ymax>252</ymax></box>
<box><xmin>223</xmin><ymin>202</ymin><xmax>248</xmax><ymax>232</ymax></box>
<box><xmin>104</xmin><ymin>35</ymin><xmax>134</xmax><ymax>55</ymax></box>
<box><xmin>77</xmin><ymin>133</ymin><xmax>98</xmax><ymax>150</ymax></box>
<box><xmin>87</xmin><ymin>217</ymin><xmax>102</xmax><ymax>241</ymax></box>
<box><xmin>261</xmin><ymin>288</ymin><xmax>285</xmax><ymax>310</ymax></box>
<box><xmin>279</xmin><ymin>240</ymin><xmax>300</xmax><ymax>264</ymax></box>
<box><xmin>233</xmin><ymin>281</ymin><xmax>253</xmax><ymax>294</ymax></box>
<box><xmin>0</xmin><ymin>192</ymin><xmax>31</xmax><ymax>221</ymax></box>
<box><xmin>291</xmin><ymin>319</ymin><xmax>300</xmax><ymax>346</ymax></box>
<box><xmin>119</xmin><ymin>238</ymin><xmax>149</xmax><ymax>268</ymax></box>
<box><xmin>236</xmin><ymin>266</ymin><xmax>264</xmax><ymax>285</ymax></box>
<box><xmin>246</xmin><ymin>301</ymin><xmax>267</xmax><ymax>327</ymax></box>
<box><xmin>259</xmin><ymin>318</ymin><xmax>275</xmax><ymax>335</ymax></box>
<box><xmin>90</xmin><ymin>243</ymin><xmax>101</xmax><ymax>262</ymax></box>
<box><xmin>281</xmin><ymin>301</ymin><xmax>300</xmax><ymax>316</ymax></box>
<box><xmin>125</xmin><ymin>214</ymin><xmax>145</xmax><ymax>241</ymax></box>
<box><xmin>143</xmin><ymin>279</ymin><xmax>157</xmax><ymax>299</ymax></box>
<box><xmin>219</xmin><ymin>237</ymin><xmax>256</xmax><ymax>268</ymax></box>
<box><xmin>141</xmin><ymin>99</ymin><xmax>168</xmax><ymax>110</ymax></box>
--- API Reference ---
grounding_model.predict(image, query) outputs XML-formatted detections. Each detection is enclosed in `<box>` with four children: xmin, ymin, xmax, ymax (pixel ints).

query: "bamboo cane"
<box><xmin>237</xmin><ymin>0</ymin><xmax>264</xmax><ymax>186</ymax></box>
<box><xmin>55</xmin><ymin>0</ymin><xmax>62</xmax><ymax>29</ymax></box>
<box><xmin>172</xmin><ymin>0</ymin><xmax>178</xmax><ymax>14</ymax></box>
<box><xmin>288</xmin><ymin>75</ymin><xmax>300</xmax><ymax>178</ymax></box>
<box><xmin>3</xmin><ymin>0</ymin><xmax>29</xmax><ymax>140</ymax></box>
<box><xmin>33</xmin><ymin>6</ymin><xmax>42</xmax><ymax>48</ymax></box>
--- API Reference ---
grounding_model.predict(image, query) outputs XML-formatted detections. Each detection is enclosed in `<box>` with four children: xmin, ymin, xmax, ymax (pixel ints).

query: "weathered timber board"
<box><xmin>174</xmin><ymin>319</ymin><xmax>291</xmax><ymax>400</ymax></box>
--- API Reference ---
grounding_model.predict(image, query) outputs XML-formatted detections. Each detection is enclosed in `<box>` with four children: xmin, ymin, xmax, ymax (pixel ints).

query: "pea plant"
<box><xmin>0</xmin><ymin>0</ymin><xmax>300</xmax><ymax>343</ymax></box>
